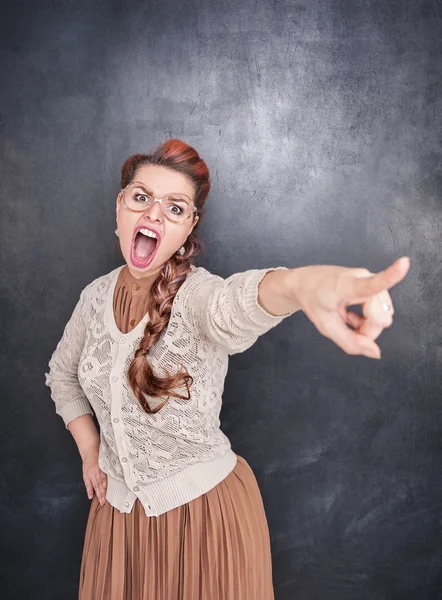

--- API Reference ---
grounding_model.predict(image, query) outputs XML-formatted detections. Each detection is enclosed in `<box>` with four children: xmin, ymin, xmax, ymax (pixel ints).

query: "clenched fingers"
<box><xmin>320</xmin><ymin>310</ymin><xmax>382</xmax><ymax>358</ymax></box>
<box><xmin>359</xmin><ymin>292</ymin><xmax>394</xmax><ymax>339</ymax></box>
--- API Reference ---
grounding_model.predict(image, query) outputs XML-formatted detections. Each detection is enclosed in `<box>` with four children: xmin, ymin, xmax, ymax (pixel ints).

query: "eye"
<box><xmin>168</xmin><ymin>203</ymin><xmax>183</xmax><ymax>214</ymax></box>
<box><xmin>165</xmin><ymin>197</ymin><xmax>188</xmax><ymax>214</ymax></box>
<box><xmin>134</xmin><ymin>193</ymin><xmax>152</xmax><ymax>204</ymax></box>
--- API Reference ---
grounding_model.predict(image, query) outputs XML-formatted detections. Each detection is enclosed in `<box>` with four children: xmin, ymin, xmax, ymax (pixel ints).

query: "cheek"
<box><xmin>170</xmin><ymin>227</ymin><xmax>192</xmax><ymax>250</ymax></box>
<box><xmin>117</xmin><ymin>217</ymin><xmax>135</xmax><ymax>251</ymax></box>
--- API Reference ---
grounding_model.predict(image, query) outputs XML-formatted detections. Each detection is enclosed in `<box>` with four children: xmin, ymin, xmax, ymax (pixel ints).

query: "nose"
<box><xmin>142</xmin><ymin>197</ymin><xmax>163</xmax><ymax>222</ymax></box>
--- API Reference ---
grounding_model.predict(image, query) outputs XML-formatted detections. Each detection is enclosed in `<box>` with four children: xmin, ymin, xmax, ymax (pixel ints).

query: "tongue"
<box><xmin>134</xmin><ymin>233</ymin><xmax>156</xmax><ymax>261</ymax></box>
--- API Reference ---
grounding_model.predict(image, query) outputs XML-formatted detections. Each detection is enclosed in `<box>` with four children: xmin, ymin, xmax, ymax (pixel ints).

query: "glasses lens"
<box><xmin>124</xmin><ymin>185</ymin><xmax>193</xmax><ymax>222</ymax></box>
<box><xmin>163</xmin><ymin>195</ymin><xmax>193</xmax><ymax>222</ymax></box>
<box><xmin>124</xmin><ymin>185</ymin><xmax>153</xmax><ymax>211</ymax></box>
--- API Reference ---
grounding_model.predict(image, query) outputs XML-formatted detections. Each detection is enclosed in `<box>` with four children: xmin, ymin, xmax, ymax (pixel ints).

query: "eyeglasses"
<box><xmin>121</xmin><ymin>182</ymin><xmax>198</xmax><ymax>224</ymax></box>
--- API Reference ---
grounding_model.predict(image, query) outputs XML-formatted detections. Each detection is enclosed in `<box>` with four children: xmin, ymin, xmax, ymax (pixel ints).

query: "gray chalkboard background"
<box><xmin>1</xmin><ymin>0</ymin><xmax>441</xmax><ymax>598</ymax></box>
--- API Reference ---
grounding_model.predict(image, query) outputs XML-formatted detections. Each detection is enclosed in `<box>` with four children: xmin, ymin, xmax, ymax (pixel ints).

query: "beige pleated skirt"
<box><xmin>78</xmin><ymin>455</ymin><xmax>275</xmax><ymax>600</ymax></box>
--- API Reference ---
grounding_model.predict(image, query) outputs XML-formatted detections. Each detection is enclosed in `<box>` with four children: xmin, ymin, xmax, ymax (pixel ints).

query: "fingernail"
<box><xmin>362</xmin><ymin>349</ymin><xmax>381</xmax><ymax>359</ymax></box>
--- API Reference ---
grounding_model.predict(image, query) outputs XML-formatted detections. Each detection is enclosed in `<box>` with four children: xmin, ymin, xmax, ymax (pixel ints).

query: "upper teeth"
<box><xmin>139</xmin><ymin>228</ymin><xmax>157</xmax><ymax>239</ymax></box>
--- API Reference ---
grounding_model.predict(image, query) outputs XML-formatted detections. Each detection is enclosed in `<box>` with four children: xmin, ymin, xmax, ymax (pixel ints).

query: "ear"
<box><xmin>190</xmin><ymin>214</ymin><xmax>199</xmax><ymax>232</ymax></box>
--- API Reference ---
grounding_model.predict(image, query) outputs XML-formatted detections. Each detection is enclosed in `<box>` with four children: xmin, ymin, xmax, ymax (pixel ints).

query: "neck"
<box><xmin>126</xmin><ymin>265</ymin><xmax>163</xmax><ymax>281</ymax></box>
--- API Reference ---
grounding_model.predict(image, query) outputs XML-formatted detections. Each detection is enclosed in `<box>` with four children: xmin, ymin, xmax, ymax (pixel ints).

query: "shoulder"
<box><xmin>172</xmin><ymin>265</ymin><xmax>225</xmax><ymax>312</ymax></box>
<box><xmin>188</xmin><ymin>264</ymin><xmax>223</xmax><ymax>280</ymax></box>
<box><xmin>180</xmin><ymin>264</ymin><xmax>224</xmax><ymax>289</ymax></box>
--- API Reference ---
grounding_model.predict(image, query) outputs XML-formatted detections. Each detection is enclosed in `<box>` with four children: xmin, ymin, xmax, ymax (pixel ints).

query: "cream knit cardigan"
<box><xmin>45</xmin><ymin>263</ymin><xmax>295</xmax><ymax>517</ymax></box>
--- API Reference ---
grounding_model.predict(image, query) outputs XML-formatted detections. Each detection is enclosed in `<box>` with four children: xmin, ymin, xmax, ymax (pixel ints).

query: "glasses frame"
<box><xmin>121</xmin><ymin>183</ymin><xmax>198</xmax><ymax>224</ymax></box>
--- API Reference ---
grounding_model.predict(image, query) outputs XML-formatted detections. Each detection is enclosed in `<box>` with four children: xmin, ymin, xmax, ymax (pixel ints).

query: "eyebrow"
<box><xmin>131</xmin><ymin>181</ymin><xmax>193</xmax><ymax>203</ymax></box>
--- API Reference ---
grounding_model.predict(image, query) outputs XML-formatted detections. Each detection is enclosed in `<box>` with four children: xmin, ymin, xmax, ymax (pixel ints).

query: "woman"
<box><xmin>45</xmin><ymin>138</ymin><xmax>410</xmax><ymax>600</ymax></box>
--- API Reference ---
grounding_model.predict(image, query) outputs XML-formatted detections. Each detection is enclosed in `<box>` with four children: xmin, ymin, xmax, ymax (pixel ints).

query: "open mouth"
<box><xmin>131</xmin><ymin>229</ymin><xmax>160</xmax><ymax>268</ymax></box>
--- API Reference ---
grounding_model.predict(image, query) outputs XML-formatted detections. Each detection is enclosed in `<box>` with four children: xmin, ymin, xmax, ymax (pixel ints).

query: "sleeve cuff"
<box><xmin>243</xmin><ymin>266</ymin><xmax>296</xmax><ymax>324</ymax></box>
<box><xmin>56</xmin><ymin>398</ymin><xmax>94</xmax><ymax>430</ymax></box>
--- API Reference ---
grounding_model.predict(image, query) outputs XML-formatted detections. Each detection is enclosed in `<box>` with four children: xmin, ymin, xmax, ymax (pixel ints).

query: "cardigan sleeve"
<box><xmin>178</xmin><ymin>266</ymin><xmax>298</xmax><ymax>355</ymax></box>
<box><xmin>44</xmin><ymin>284</ymin><xmax>94</xmax><ymax>429</ymax></box>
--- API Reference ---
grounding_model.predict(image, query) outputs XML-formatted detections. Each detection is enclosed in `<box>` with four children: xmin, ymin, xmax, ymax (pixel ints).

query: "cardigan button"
<box><xmin>113</xmin><ymin>418</ymin><xmax>119</xmax><ymax>423</ymax></box>
<box><xmin>130</xmin><ymin>319</ymin><xmax>136</xmax><ymax>327</ymax></box>
<box><xmin>133</xmin><ymin>486</ymin><xmax>139</xmax><ymax>492</ymax></box>
<box><xmin>112</xmin><ymin>376</ymin><xmax>119</xmax><ymax>383</ymax></box>
<box><xmin>133</xmin><ymin>283</ymin><xmax>140</xmax><ymax>290</ymax></box>
<box><xmin>124</xmin><ymin>502</ymin><xmax>129</xmax><ymax>507</ymax></box>
<box><xmin>122</xmin><ymin>457</ymin><xmax>128</xmax><ymax>463</ymax></box>
<box><xmin>119</xmin><ymin>336</ymin><xmax>126</xmax><ymax>343</ymax></box>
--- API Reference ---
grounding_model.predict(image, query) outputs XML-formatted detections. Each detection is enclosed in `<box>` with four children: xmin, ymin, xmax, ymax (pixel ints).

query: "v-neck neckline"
<box><xmin>106</xmin><ymin>265</ymin><xmax>151</xmax><ymax>341</ymax></box>
<box><xmin>105</xmin><ymin>263</ymin><xmax>198</xmax><ymax>342</ymax></box>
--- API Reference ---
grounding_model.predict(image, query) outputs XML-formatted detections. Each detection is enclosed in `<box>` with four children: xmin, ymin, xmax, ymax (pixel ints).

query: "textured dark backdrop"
<box><xmin>1</xmin><ymin>0</ymin><xmax>441</xmax><ymax>598</ymax></box>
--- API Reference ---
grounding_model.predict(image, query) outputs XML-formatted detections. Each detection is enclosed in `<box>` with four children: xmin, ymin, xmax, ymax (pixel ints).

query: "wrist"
<box><xmin>67</xmin><ymin>414</ymin><xmax>100</xmax><ymax>461</ymax></box>
<box><xmin>257</xmin><ymin>267</ymin><xmax>305</xmax><ymax>316</ymax></box>
<box><xmin>80</xmin><ymin>444</ymin><xmax>99</xmax><ymax>462</ymax></box>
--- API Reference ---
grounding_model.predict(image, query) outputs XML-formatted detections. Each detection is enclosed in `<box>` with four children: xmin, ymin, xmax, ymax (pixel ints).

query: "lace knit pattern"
<box><xmin>45</xmin><ymin>263</ymin><xmax>296</xmax><ymax>515</ymax></box>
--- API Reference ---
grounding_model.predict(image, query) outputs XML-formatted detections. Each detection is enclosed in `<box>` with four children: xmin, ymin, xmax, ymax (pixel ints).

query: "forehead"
<box><xmin>132</xmin><ymin>165</ymin><xmax>196</xmax><ymax>199</ymax></box>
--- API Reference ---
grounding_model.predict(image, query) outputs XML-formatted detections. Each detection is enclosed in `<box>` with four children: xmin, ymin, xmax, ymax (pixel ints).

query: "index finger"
<box><xmin>348</xmin><ymin>256</ymin><xmax>410</xmax><ymax>304</ymax></box>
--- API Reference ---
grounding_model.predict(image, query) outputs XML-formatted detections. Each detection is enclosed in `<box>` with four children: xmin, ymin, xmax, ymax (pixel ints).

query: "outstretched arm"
<box><xmin>178</xmin><ymin>266</ymin><xmax>302</xmax><ymax>355</ymax></box>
